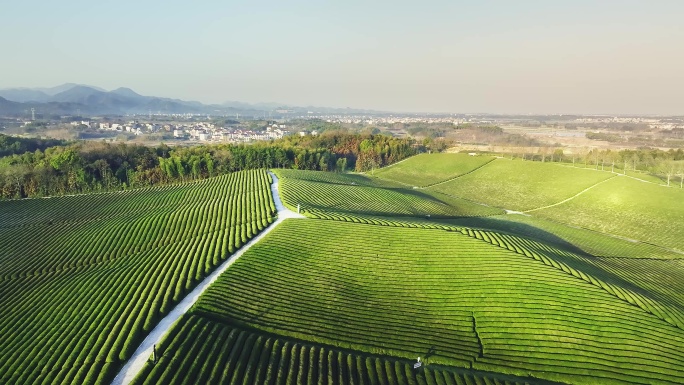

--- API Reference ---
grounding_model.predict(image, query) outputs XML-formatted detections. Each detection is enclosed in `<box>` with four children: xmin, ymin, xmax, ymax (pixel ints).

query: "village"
<box><xmin>69</xmin><ymin>120</ymin><xmax>293</xmax><ymax>143</ymax></box>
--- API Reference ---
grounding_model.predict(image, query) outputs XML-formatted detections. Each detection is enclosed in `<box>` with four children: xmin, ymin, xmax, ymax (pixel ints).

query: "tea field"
<box><xmin>0</xmin><ymin>170</ymin><xmax>274</xmax><ymax>385</ymax></box>
<box><xmin>274</xmin><ymin>169</ymin><xmax>503</xmax><ymax>220</ymax></box>
<box><xmin>428</xmin><ymin>159</ymin><xmax>614</xmax><ymax>212</ymax></box>
<box><xmin>131</xmin><ymin>219</ymin><xmax>684</xmax><ymax>385</ymax></box>
<box><xmin>4</xmin><ymin>152</ymin><xmax>684</xmax><ymax>385</ymax></box>
<box><xmin>373</xmin><ymin>153</ymin><xmax>496</xmax><ymax>187</ymax></box>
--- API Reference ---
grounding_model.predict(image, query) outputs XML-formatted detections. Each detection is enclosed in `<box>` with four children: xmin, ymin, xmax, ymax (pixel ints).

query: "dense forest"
<box><xmin>0</xmin><ymin>134</ymin><xmax>66</xmax><ymax>158</ymax></box>
<box><xmin>0</xmin><ymin>132</ymin><xmax>416</xmax><ymax>199</ymax></box>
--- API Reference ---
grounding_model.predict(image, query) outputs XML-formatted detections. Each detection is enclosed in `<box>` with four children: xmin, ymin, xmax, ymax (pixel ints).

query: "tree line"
<box><xmin>0</xmin><ymin>132</ymin><xmax>416</xmax><ymax>199</ymax></box>
<box><xmin>0</xmin><ymin>134</ymin><xmax>66</xmax><ymax>158</ymax></box>
<box><xmin>511</xmin><ymin>147</ymin><xmax>684</xmax><ymax>187</ymax></box>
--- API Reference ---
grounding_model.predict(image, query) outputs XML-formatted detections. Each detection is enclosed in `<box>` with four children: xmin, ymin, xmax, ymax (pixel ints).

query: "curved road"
<box><xmin>111</xmin><ymin>171</ymin><xmax>303</xmax><ymax>385</ymax></box>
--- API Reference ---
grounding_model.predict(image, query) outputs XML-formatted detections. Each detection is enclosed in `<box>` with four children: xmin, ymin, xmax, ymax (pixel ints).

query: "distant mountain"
<box><xmin>0</xmin><ymin>83</ymin><xmax>383</xmax><ymax>117</ymax></box>
<box><xmin>38</xmin><ymin>83</ymin><xmax>107</xmax><ymax>96</ymax></box>
<box><xmin>0</xmin><ymin>84</ymin><xmax>111</xmax><ymax>103</ymax></box>
<box><xmin>0</xmin><ymin>89</ymin><xmax>51</xmax><ymax>103</ymax></box>
<box><xmin>0</xmin><ymin>96</ymin><xmax>22</xmax><ymax>114</ymax></box>
<box><xmin>50</xmin><ymin>86</ymin><xmax>137</xmax><ymax>110</ymax></box>
<box><xmin>110</xmin><ymin>87</ymin><xmax>146</xmax><ymax>100</ymax></box>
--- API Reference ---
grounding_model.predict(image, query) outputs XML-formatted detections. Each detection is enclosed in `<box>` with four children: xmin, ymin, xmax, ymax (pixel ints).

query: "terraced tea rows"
<box><xmin>275</xmin><ymin>169</ymin><xmax>502</xmax><ymax>219</ymax></box>
<box><xmin>429</xmin><ymin>159</ymin><xmax>614</xmax><ymax>212</ymax></box>
<box><xmin>442</xmin><ymin>215</ymin><xmax>683</xmax><ymax>259</ymax></box>
<box><xmin>0</xmin><ymin>170</ymin><xmax>275</xmax><ymax>385</ymax></box>
<box><xmin>454</xmin><ymin>226</ymin><xmax>684</xmax><ymax>330</ymax></box>
<box><xmin>373</xmin><ymin>153</ymin><xmax>496</xmax><ymax>187</ymax></box>
<box><xmin>186</xmin><ymin>219</ymin><xmax>684</xmax><ymax>385</ymax></box>
<box><xmin>131</xmin><ymin>314</ymin><xmax>547</xmax><ymax>385</ymax></box>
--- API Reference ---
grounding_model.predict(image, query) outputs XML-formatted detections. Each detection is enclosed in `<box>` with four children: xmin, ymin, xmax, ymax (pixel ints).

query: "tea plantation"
<box><xmin>3</xmin><ymin>152</ymin><xmax>683</xmax><ymax>385</ymax></box>
<box><xmin>274</xmin><ymin>169</ymin><xmax>503</xmax><ymax>221</ymax></box>
<box><xmin>132</xmin><ymin>219</ymin><xmax>684</xmax><ymax>385</ymax></box>
<box><xmin>428</xmin><ymin>158</ymin><xmax>614</xmax><ymax>212</ymax></box>
<box><xmin>0</xmin><ymin>170</ymin><xmax>275</xmax><ymax>385</ymax></box>
<box><xmin>373</xmin><ymin>153</ymin><xmax>496</xmax><ymax>187</ymax></box>
<box><xmin>532</xmin><ymin>176</ymin><xmax>684</xmax><ymax>251</ymax></box>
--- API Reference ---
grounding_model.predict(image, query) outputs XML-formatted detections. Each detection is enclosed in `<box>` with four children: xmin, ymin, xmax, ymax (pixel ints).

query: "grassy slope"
<box><xmin>172</xmin><ymin>219</ymin><xmax>684</xmax><ymax>385</ymax></box>
<box><xmin>0</xmin><ymin>170</ymin><xmax>275</xmax><ymax>385</ymax></box>
<box><xmin>373</xmin><ymin>153</ymin><xmax>496</xmax><ymax>187</ymax></box>
<box><xmin>429</xmin><ymin>159</ymin><xmax>614</xmax><ymax>212</ymax></box>
<box><xmin>534</xmin><ymin>176</ymin><xmax>684</xmax><ymax>251</ymax></box>
<box><xmin>274</xmin><ymin>169</ymin><xmax>503</xmax><ymax>220</ymax></box>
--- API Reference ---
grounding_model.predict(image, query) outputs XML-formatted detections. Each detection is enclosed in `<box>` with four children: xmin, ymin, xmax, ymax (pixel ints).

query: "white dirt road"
<box><xmin>111</xmin><ymin>171</ymin><xmax>302</xmax><ymax>385</ymax></box>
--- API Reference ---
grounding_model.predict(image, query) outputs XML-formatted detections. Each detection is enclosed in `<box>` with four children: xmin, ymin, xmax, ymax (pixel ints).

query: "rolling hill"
<box><xmin>132</xmin><ymin>219</ymin><xmax>684</xmax><ymax>385</ymax></box>
<box><xmin>3</xmin><ymin>152</ymin><xmax>683</xmax><ymax>385</ymax></box>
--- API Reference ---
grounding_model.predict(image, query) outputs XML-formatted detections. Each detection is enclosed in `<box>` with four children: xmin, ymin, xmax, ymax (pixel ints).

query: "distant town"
<box><xmin>67</xmin><ymin>119</ymin><xmax>294</xmax><ymax>143</ymax></box>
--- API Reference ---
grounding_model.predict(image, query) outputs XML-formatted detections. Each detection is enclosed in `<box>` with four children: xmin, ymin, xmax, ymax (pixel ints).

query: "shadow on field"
<box><xmin>439</xmin><ymin>216</ymin><xmax>684</xmax><ymax>319</ymax></box>
<box><xmin>437</xmin><ymin>216</ymin><xmax>589</xmax><ymax>255</ymax></box>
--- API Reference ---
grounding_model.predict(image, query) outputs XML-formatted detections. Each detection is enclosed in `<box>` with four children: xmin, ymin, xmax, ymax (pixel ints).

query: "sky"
<box><xmin>1</xmin><ymin>0</ymin><xmax>683</xmax><ymax>114</ymax></box>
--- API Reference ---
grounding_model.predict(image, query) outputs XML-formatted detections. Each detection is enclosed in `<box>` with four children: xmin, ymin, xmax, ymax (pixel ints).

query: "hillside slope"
<box><xmin>132</xmin><ymin>219</ymin><xmax>684</xmax><ymax>385</ymax></box>
<box><xmin>373</xmin><ymin>153</ymin><xmax>496</xmax><ymax>187</ymax></box>
<box><xmin>274</xmin><ymin>169</ymin><xmax>503</xmax><ymax>223</ymax></box>
<box><xmin>0</xmin><ymin>170</ymin><xmax>275</xmax><ymax>385</ymax></box>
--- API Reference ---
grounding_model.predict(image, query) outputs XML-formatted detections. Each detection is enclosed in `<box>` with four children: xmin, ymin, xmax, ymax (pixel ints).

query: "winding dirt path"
<box><xmin>524</xmin><ymin>175</ymin><xmax>617</xmax><ymax>213</ymax></box>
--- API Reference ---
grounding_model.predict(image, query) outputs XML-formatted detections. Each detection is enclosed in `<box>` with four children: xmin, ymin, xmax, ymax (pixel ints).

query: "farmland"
<box><xmin>3</xmin><ymin>150</ymin><xmax>684</xmax><ymax>385</ymax></box>
<box><xmin>274</xmin><ymin>169</ymin><xmax>503</xmax><ymax>221</ymax></box>
<box><xmin>442</xmin><ymin>214</ymin><xmax>683</xmax><ymax>259</ymax></box>
<box><xmin>132</xmin><ymin>219</ymin><xmax>684</xmax><ymax>385</ymax></box>
<box><xmin>408</xmin><ymin>155</ymin><xmax>683</xmax><ymax>253</ymax></box>
<box><xmin>131</xmin><ymin>314</ymin><xmax>544</xmax><ymax>385</ymax></box>
<box><xmin>533</xmin><ymin>176</ymin><xmax>684</xmax><ymax>251</ymax></box>
<box><xmin>0</xmin><ymin>170</ymin><xmax>274</xmax><ymax>385</ymax></box>
<box><xmin>428</xmin><ymin>159</ymin><xmax>614</xmax><ymax>212</ymax></box>
<box><xmin>373</xmin><ymin>153</ymin><xmax>496</xmax><ymax>187</ymax></box>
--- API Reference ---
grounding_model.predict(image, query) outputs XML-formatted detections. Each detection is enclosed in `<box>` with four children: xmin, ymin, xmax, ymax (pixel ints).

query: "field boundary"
<box><xmin>111</xmin><ymin>171</ymin><xmax>303</xmax><ymax>385</ymax></box>
<box><xmin>423</xmin><ymin>157</ymin><xmax>497</xmax><ymax>189</ymax></box>
<box><xmin>524</xmin><ymin>175</ymin><xmax>616</xmax><ymax>213</ymax></box>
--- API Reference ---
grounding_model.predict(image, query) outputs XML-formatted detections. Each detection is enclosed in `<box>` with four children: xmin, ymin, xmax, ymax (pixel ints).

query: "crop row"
<box><xmin>0</xmin><ymin>169</ymin><xmax>275</xmax><ymax>385</ymax></box>
<box><xmin>458</xmin><ymin>227</ymin><xmax>684</xmax><ymax>331</ymax></box>
<box><xmin>0</xmin><ymin>170</ymin><xmax>274</xmax><ymax>280</ymax></box>
<box><xmin>275</xmin><ymin>169</ymin><xmax>502</xmax><ymax>219</ymax></box>
<box><xmin>447</xmin><ymin>215</ymin><xmax>683</xmax><ymax>260</ymax></box>
<box><xmin>193</xmin><ymin>219</ymin><xmax>684</xmax><ymax>385</ymax></box>
<box><xmin>131</xmin><ymin>314</ymin><xmax>537</xmax><ymax>385</ymax></box>
<box><xmin>0</xmin><ymin>177</ymin><xmax>203</xmax><ymax>228</ymax></box>
<box><xmin>275</xmin><ymin>168</ymin><xmax>402</xmax><ymax>188</ymax></box>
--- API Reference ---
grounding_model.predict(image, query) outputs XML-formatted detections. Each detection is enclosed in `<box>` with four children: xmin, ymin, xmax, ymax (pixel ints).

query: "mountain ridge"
<box><xmin>0</xmin><ymin>84</ymin><xmax>384</xmax><ymax>117</ymax></box>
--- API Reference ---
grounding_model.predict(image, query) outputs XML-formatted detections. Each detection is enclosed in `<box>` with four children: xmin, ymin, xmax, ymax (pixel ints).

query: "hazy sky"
<box><xmin>1</xmin><ymin>0</ymin><xmax>683</xmax><ymax>114</ymax></box>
